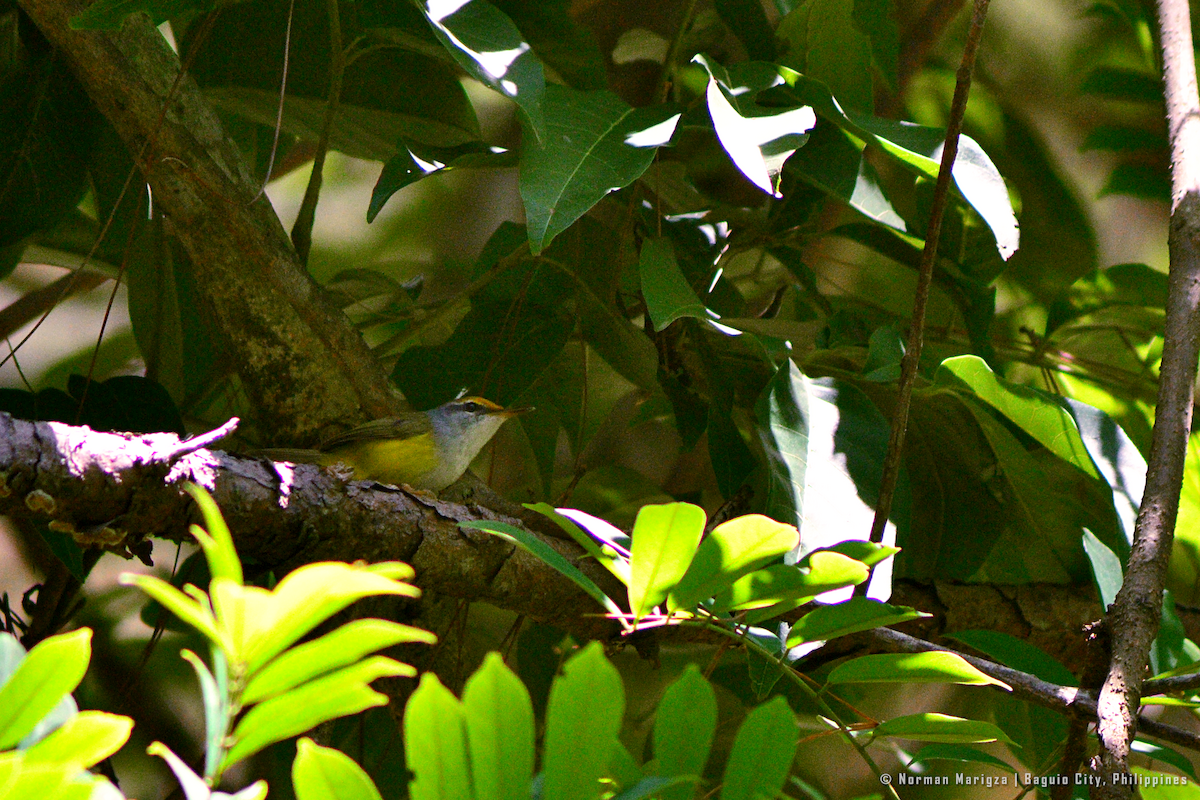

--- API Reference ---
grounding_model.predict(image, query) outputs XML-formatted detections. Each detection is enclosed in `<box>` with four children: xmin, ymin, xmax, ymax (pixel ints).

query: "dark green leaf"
<box><xmin>714</xmin><ymin>0</ymin><xmax>777</xmax><ymax>60</ymax></box>
<box><xmin>521</xmin><ymin>86</ymin><xmax>679</xmax><ymax>253</ymax></box>
<box><xmin>906</xmin><ymin>743</ymin><xmax>1014</xmax><ymax>772</ymax></box>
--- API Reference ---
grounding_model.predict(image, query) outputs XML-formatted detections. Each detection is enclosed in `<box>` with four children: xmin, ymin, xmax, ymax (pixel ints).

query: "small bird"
<box><xmin>262</xmin><ymin>397</ymin><xmax>531</xmax><ymax>491</ymax></box>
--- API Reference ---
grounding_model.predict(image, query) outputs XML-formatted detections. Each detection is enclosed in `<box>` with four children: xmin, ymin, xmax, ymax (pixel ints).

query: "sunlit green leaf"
<box><xmin>719</xmin><ymin>697</ymin><xmax>798</xmax><ymax>800</ymax></box>
<box><xmin>0</xmin><ymin>629</ymin><xmax>91</xmax><ymax>750</ymax></box>
<box><xmin>22</xmin><ymin>711</ymin><xmax>132</xmax><ymax>770</ymax></box>
<box><xmin>243</xmin><ymin>619</ymin><xmax>431</xmax><ymax>705</ymax></box>
<box><xmin>827</xmin><ymin>652</ymin><xmax>1010</xmax><ymax>688</ymax></box>
<box><xmin>873</xmin><ymin>713</ymin><xmax>1016</xmax><ymax>744</ymax></box>
<box><xmin>629</xmin><ymin>503</ymin><xmax>706</xmax><ymax>619</ymax></box>
<box><xmin>183</xmin><ymin>484</ymin><xmax>243</xmax><ymax>585</ymax></box>
<box><xmin>714</xmin><ymin>553</ymin><xmax>869</xmax><ymax>617</ymax></box>
<box><xmin>293</xmin><ymin>737</ymin><xmax>383</xmax><ymax>800</ymax></box>
<box><xmin>462</xmin><ymin>654</ymin><xmax>535</xmax><ymax>800</ymax></box>
<box><xmin>786</xmin><ymin>597</ymin><xmax>927</xmax><ymax>645</ymax></box>
<box><xmin>421</xmin><ymin>0</ymin><xmax>546</xmax><ymax>133</ymax></box>
<box><xmin>405</xmin><ymin>674</ymin><xmax>471</xmax><ymax>800</ymax></box>
<box><xmin>224</xmin><ymin>657</ymin><xmax>409</xmax><ymax>768</ymax></box>
<box><xmin>695</xmin><ymin>56</ymin><xmax>815</xmax><ymax>197</ymax></box>
<box><xmin>654</xmin><ymin>665</ymin><xmax>716</xmax><ymax>800</ymax></box>
<box><xmin>669</xmin><ymin>516</ymin><xmax>800</xmax><ymax>612</ymax></box>
<box><xmin>543</xmin><ymin>643</ymin><xmax>624</xmax><ymax>800</ymax></box>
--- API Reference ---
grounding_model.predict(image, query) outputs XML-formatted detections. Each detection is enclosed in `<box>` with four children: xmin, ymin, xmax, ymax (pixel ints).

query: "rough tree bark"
<box><xmin>1094</xmin><ymin>0</ymin><xmax>1200</xmax><ymax>795</ymax></box>
<box><xmin>14</xmin><ymin>0</ymin><xmax>400</xmax><ymax>443</ymax></box>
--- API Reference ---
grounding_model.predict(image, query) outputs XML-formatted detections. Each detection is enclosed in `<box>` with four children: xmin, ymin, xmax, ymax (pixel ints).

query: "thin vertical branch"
<box><xmin>868</xmin><ymin>0</ymin><xmax>991</xmax><ymax>544</ymax></box>
<box><xmin>1093</xmin><ymin>0</ymin><xmax>1200</xmax><ymax>795</ymax></box>
<box><xmin>290</xmin><ymin>0</ymin><xmax>344</xmax><ymax>264</ymax></box>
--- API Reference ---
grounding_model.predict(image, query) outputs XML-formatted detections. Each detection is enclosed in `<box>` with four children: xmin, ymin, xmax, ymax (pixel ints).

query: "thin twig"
<box><xmin>290</xmin><ymin>0</ymin><xmax>345</xmax><ymax>264</ymax></box>
<box><xmin>254</xmin><ymin>0</ymin><xmax>296</xmax><ymax>198</ymax></box>
<box><xmin>867</xmin><ymin>0</ymin><xmax>991</xmax><ymax>545</ymax></box>
<box><xmin>162</xmin><ymin>417</ymin><xmax>240</xmax><ymax>460</ymax></box>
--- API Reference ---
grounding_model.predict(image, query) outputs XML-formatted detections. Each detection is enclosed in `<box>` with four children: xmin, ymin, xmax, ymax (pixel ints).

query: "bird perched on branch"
<box><xmin>261</xmin><ymin>396</ymin><xmax>531</xmax><ymax>491</ymax></box>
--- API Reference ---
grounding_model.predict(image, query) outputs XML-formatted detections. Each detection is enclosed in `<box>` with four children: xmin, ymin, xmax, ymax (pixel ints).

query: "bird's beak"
<box><xmin>502</xmin><ymin>405</ymin><xmax>534</xmax><ymax>417</ymax></box>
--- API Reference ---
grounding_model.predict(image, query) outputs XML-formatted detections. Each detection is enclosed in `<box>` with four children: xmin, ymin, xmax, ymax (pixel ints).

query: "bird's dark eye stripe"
<box><xmin>461</xmin><ymin>401</ymin><xmax>483</xmax><ymax>412</ymax></box>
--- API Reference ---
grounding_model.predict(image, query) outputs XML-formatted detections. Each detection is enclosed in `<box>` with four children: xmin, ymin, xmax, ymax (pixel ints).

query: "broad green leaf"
<box><xmin>208</xmin><ymin>562</ymin><xmax>419</xmax><ymax>673</ymax></box>
<box><xmin>243</xmin><ymin>619</ymin><xmax>432</xmax><ymax>705</ymax></box>
<box><xmin>187</xmin><ymin>1</ymin><xmax>480</xmax><ymax>158</ymax></box>
<box><xmin>1062</xmin><ymin>396</ymin><xmax>1145</xmax><ymax>551</ymax></box>
<box><xmin>524</xmin><ymin>504</ymin><xmax>631</xmax><ymax>584</ymax></box>
<box><xmin>628</xmin><ymin>503</ymin><xmax>706</xmax><ymax>619</ymax></box>
<box><xmin>462</xmin><ymin>654</ymin><xmax>535</xmax><ymax>800</ymax></box>
<box><xmin>293</xmin><ymin>738</ymin><xmax>383</xmax><ymax>800</ymax></box>
<box><xmin>1087</xmin><ymin>529</ymin><xmax>1126</xmax><ymax>611</ymax></box>
<box><xmin>777</xmin><ymin>0</ymin><xmax>874</xmax><ymax>112</ymax></box>
<box><xmin>786</xmin><ymin>597</ymin><xmax>928</xmax><ymax>645</ymax></box>
<box><xmin>520</xmin><ymin>85</ymin><xmax>680</xmax><ymax>253</ymax></box>
<box><xmin>0</xmin><ymin>753</ymin><xmax>121</xmax><ymax>800</ymax></box>
<box><xmin>772</xmin><ymin>69</ymin><xmax>1019</xmax><ymax>259</ymax></box>
<box><xmin>714</xmin><ymin>553</ymin><xmax>869</xmax><ymax>616</ymax></box>
<box><xmin>695</xmin><ymin>56</ymin><xmax>815</xmax><ymax>197</ymax></box>
<box><xmin>224</xmin><ymin>657</ymin><xmax>408</xmax><ymax>768</ymax></box>
<box><xmin>391</xmin><ymin>252</ymin><xmax>576</xmax><ymax>408</ymax></box>
<box><xmin>405</xmin><ymin>674</ymin><xmax>471</xmax><ymax>800</ymax></box>
<box><xmin>0</xmin><ymin>629</ymin><xmax>91</xmax><ymax>750</ymax></box>
<box><xmin>827</xmin><ymin>652</ymin><xmax>1010</xmax><ymax>689</ymax></box>
<box><xmin>421</xmin><ymin>0</ymin><xmax>545</xmax><ymax>134</ymax></box>
<box><xmin>22</xmin><ymin>711</ymin><xmax>132</xmax><ymax>770</ymax></box>
<box><xmin>543</xmin><ymin>643</ymin><xmax>624</xmax><ymax>800</ymax></box>
<box><xmin>492</xmin><ymin>0</ymin><xmax>608</xmax><ymax>90</ymax></box>
<box><xmin>639</xmin><ymin>237</ymin><xmax>709</xmax><ymax>331</ymax></box>
<box><xmin>936</xmin><ymin>356</ymin><xmax>1100</xmax><ymax>480</ymax></box>
<box><xmin>719</xmin><ymin>697</ymin><xmax>798</xmax><ymax>800</ymax></box>
<box><xmin>120</xmin><ymin>574</ymin><xmax>223</xmax><ymax>649</ymax></box>
<box><xmin>951</xmin><ymin>393</ymin><xmax>1111</xmax><ymax>584</ymax></box>
<box><xmin>183</xmin><ymin>484</ymin><xmax>242</xmax><ymax>585</ymax></box>
<box><xmin>824</xmin><ymin>541</ymin><xmax>901</xmax><ymax>568</ymax></box>
<box><xmin>180</xmin><ymin>649</ymin><xmax>226</xmax><ymax>781</ymax></box>
<box><xmin>872</xmin><ymin>713</ymin><xmax>1016</xmax><ymax>745</ymax></box>
<box><xmin>755</xmin><ymin>360</ymin><xmax>811</xmax><ymax>533</ymax></box>
<box><xmin>786</xmin><ymin>123</ymin><xmax>907</xmax><ymax>231</ymax></box>
<box><xmin>369</xmin><ymin>141</ymin><xmax>515</xmax><ymax>222</ymax></box>
<box><xmin>756</xmin><ymin>369</ymin><xmax>904</xmax><ymax>555</ymax></box>
<box><xmin>714</xmin><ymin>0</ymin><xmax>777</xmax><ymax>60</ymax></box>
<box><xmin>668</xmin><ymin>516</ymin><xmax>800</xmax><ymax>612</ymax></box>
<box><xmin>945</xmin><ymin>630</ymin><xmax>1076</xmax><ymax>687</ymax></box>
<box><xmin>461</xmin><ymin>519</ymin><xmax>624</xmax><ymax>617</ymax></box>
<box><xmin>906</xmin><ymin>743</ymin><xmax>1014</xmax><ymax>772</ymax></box>
<box><xmin>654</xmin><ymin>666</ymin><xmax>716</xmax><ymax>800</ymax></box>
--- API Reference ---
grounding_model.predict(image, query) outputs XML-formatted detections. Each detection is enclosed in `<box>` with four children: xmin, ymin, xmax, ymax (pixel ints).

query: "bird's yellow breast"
<box><xmin>318</xmin><ymin>433</ymin><xmax>440</xmax><ymax>488</ymax></box>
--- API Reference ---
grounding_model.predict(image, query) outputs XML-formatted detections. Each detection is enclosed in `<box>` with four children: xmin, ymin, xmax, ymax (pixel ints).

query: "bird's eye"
<box><xmin>461</xmin><ymin>400</ymin><xmax>483</xmax><ymax>412</ymax></box>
